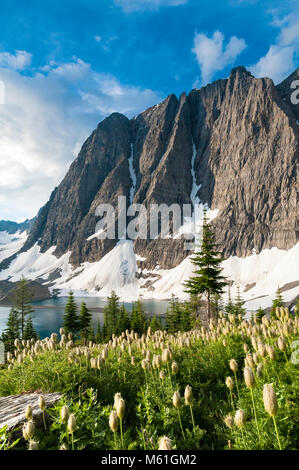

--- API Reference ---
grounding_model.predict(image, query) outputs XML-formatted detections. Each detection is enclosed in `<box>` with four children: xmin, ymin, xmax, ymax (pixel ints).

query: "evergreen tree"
<box><xmin>234</xmin><ymin>286</ymin><xmax>246</xmax><ymax>317</ymax></box>
<box><xmin>63</xmin><ymin>291</ymin><xmax>79</xmax><ymax>334</ymax></box>
<box><xmin>225</xmin><ymin>284</ymin><xmax>235</xmax><ymax>315</ymax></box>
<box><xmin>166</xmin><ymin>295</ymin><xmax>180</xmax><ymax>333</ymax></box>
<box><xmin>13</xmin><ymin>276</ymin><xmax>34</xmax><ymax>339</ymax></box>
<box><xmin>271</xmin><ymin>287</ymin><xmax>284</xmax><ymax>319</ymax></box>
<box><xmin>130</xmin><ymin>299</ymin><xmax>146</xmax><ymax>334</ymax></box>
<box><xmin>23</xmin><ymin>316</ymin><xmax>38</xmax><ymax>341</ymax></box>
<box><xmin>149</xmin><ymin>315</ymin><xmax>163</xmax><ymax>332</ymax></box>
<box><xmin>256</xmin><ymin>307</ymin><xmax>265</xmax><ymax>323</ymax></box>
<box><xmin>179</xmin><ymin>302</ymin><xmax>195</xmax><ymax>331</ymax></box>
<box><xmin>95</xmin><ymin>320</ymin><xmax>102</xmax><ymax>343</ymax></box>
<box><xmin>79</xmin><ymin>302</ymin><xmax>92</xmax><ymax>343</ymax></box>
<box><xmin>103</xmin><ymin>291</ymin><xmax>120</xmax><ymax>339</ymax></box>
<box><xmin>116</xmin><ymin>304</ymin><xmax>130</xmax><ymax>334</ymax></box>
<box><xmin>184</xmin><ymin>211</ymin><xmax>227</xmax><ymax>321</ymax></box>
<box><xmin>1</xmin><ymin>308</ymin><xmax>20</xmax><ymax>353</ymax></box>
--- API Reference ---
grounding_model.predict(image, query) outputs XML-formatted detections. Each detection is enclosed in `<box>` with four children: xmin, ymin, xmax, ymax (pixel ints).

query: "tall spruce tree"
<box><xmin>1</xmin><ymin>308</ymin><xmax>20</xmax><ymax>353</ymax></box>
<box><xmin>103</xmin><ymin>291</ymin><xmax>120</xmax><ymax>339</ymax></box>
<box><xmin>271</xmin><ymin>287</ymin><xmax>284</xmax><ymax>319</ymax></box>
<box><xmin>23</xmin><ymin>316</ymin><xmax>38</xmax><ymax>341</ymax></box>
<box><xmin>79</xmin><ymin>301</ymin><xmax>92</xmax><ymax>343</ymax></box>
<box><xmin>116</xmin><ymin>304</ymin><xmax>130</xmax><ymax>335</ymax></box>
<box><xmin>13</xmin><ymin>276</ymin><xmax>34</xmax><ymax>339</ymax></box>
<box><xmin>184</xmin><ymin>210</ymin><xmax>227</xmax><ymax>321</ymax></box>
<box><xmin>63</xmin><ymin>291</ymin><xmax>79</xmax><ymax>334</ymax></box>
<box><xmin>130</xmin><ymin>299</ymin><xmax>146</xmax><ymax>334</ymax></box>
<box><xmin>234</xmin><ymin>286</ymin><xmax>246</xmax><ymax>317</ymax></box>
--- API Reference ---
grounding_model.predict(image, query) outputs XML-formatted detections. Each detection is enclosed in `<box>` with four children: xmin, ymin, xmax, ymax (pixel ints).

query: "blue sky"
<box><xmin>0</xmin><ymin>0</ymin><xmax>298</xmax><ymax>221</ymax></box>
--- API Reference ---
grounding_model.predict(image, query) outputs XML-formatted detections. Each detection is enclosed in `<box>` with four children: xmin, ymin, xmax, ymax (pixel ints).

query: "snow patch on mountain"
<box><xmin>0</xmin><ymin>231</ymin><xmax>27</xmax><ymax>263</ymax></box>
<box><xmin>0</xmin><ymin>243</ymin><xmax>72</xmax><ymax>283</ymax></box>
<box><xmin>0</xmin><ymin>232</ymin><xmax>298</xmax><ymax>309</ymax></box>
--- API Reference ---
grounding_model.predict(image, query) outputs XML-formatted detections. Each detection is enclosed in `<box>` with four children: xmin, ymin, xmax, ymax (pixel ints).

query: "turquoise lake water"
<box><xmin>0</xmin><ymin>297</ymin><xmax>169</xmax><ymax>339</ymax></box>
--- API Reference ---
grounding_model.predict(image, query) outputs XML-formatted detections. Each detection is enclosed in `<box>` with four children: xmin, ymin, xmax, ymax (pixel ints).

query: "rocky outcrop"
<box><xmin>2</xmin><ymin>66</ymin><xmax>299</xmax><ymax>278</ymax></box>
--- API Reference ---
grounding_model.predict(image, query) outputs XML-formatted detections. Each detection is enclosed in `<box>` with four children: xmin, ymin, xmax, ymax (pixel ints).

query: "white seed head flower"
<box><xmin>116</xmin><ymin>398</ymin><xmax>125</xmax><ymax>420</ymax></box>
<box><xmin>244</xmin><ymin>366</ymin><xmax>255</xmax><ymax>389</ymax></box>
<box><xmin>28</xmin><ymin>439</ymin><xmax>39</xmax><ymax>450</ymax></box>
<box><xmin>263</xmin><ymin>383</ymin><xmax>278</xmax><ymax>417</ymax></box>
<box><xmin>173</xmin><ymin>391</ymin><xmax>181</xmax><ymax>409</ymax></box>
<box><xmin>225</xmin><ymin>376</ymin><xmax>234</xmax><ymax>390</ymax></box>
<box><xmin>277</xmin><ymin>336</ymin><xmax>286</xmax><ymax>352</ymax></box>
<box><xmin>171</xmin><ymin>361</ymin><xmax>179</xmax><ymax>375</ymax></box>
<box><xmin>224</xmin><ymin>414</ymin><xmax>234</xmax><ymax>428</ymax></box>
<box><xmin>60</xmin><ymin>405</ymin><xmax>69</xmax><ymax>423</ymax></box>
<box><xmin>25</xmin><ymin>404</ymin><xmax>33</xmax><ymax>420</ymax></box>
<box><xmin>229</xmin><ymin>359</ymin><xmax>238</xmax><ymax>372</ymax></box>
<box><xmin>184</xmin><ymin>385</ymin><xmax>193</xmax><ymax>405</ymax></box>
<box><xmin>109</xmin><ymin>410</ymin><xmax>118</xmax><ymax>432</ymax></box>
<box><xmin>23</xmin><ymin>420</ymin><xmax>35</xmax><ymax>440</ymax></box>
<box><xmin>158</xmin><ymin>436</ymin><xmax>172</xmax><ymax>450</ymax></box>
<box><xmin>114</xmin><ymin>392</ymin><xmax>122</xmax><ymax>409</ymax></box>
<box><xmin>234</xmin><ymin>409</ymin><xmax>246</xmax><ymax>428</ymax></box>
<box><xmin>67</xmin><ymin>414</ymin><xmax>77</xmax><ymax>433</ymax></box>
<box><xmin>38</xmin><ymin>395</ymin><xmax>45</xmax><ymax>411</ymax></box>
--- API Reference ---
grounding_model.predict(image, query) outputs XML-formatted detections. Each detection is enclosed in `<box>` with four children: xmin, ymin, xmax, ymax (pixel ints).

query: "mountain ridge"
<box><xmin>0</xmin><ymin>66</ymin><xmax>298</xmax><ymax>307</ymax></box>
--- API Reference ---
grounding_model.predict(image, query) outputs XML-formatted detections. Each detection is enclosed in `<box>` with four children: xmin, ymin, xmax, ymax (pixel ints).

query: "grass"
<box><xmin>0</xmin><ymin>309</ymin><xmax>298</xmax><ymax>450</ymax></box>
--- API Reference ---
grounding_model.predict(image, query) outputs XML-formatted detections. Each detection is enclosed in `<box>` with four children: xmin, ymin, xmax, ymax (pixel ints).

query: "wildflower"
<box><xmin>116</xmin><ymin>398</ymin><xmax>125</xmax><ymax>420</ymax></box>
<box><xmin>109</xmin><ymin>410</ymin><xmax>118</xmax><ymax>432</ymax></box>
<box><xmin>229</xmin><ymin>359</ymin><xmax>238</xmax><ymax>372</ymax></box>
<box><xmin>173</xmin><ymin>391</ymin><xmax>181</xmax><ymax>408</ymax></box>
<box><xmin>224</xmin><ymin>415</ymin><xmax>234</xmax><ymax>429</ymax></box>
<box><xmin>28</xmin><ymin>440</ymin><xmax>39</xmax><ymax>450</ymax></box>
<box><xmin>68</xmin><ymin>414</ymin><xmax>77</xmax><ymax>434</ymax></box>
<box><xmin>25</xmin><ymin>404</ymin><xmax>33</xmax><ymax>420</ymax></box>
<box><xmin>38</xmin><ymin>395</ymin><xmax>45</xmax><ymax>411</ymax></box>
<box><xmin>184</xmin><ymin>385</ymin><xmax>193</xmax><ymax>405</ymax></box>
<box><xmin>171</xmin><ymin>361</ymin><xmax>179</xmax><ymax>375</ymax></box>
<box><xmin>234</xmin><ymin>409</ymin><xmax>246</xmax><ymax>428</ymax></box>
<box><xmin>277</xmin><ymin>336</ymin><xmax>286</xmax><ymax>352</ymax></box>
<box><xmin>60</xmin><ymin>405</ymin><xmax>69</xmax><ymax>423</ymax></box>
<box><xmin>225</xmin><ymin>376</ymin><xmax>234</xmax><ymax>389</ymax></box>
<box><xmin>263</xmin><ymin>384</ymin><xmax>278</xmax><ymax>417</ymax></box>
<box><xmin>23</xmin><ymin>420</ymin><xmax>35</xmax><ymax>441</ymax></box>
<box><xmin>114</xmin><ymin>393</ymin><xmax>122</xmax><ymax>409</ymax></box>
<box><xmin>158</xmin><ymin>436</ymin><xmax>172</xmax><ymax>450</ymax></box>
<box><xmin>244</xmin><ymin>366</ymin><xmax>255</xmax><ymax>389</ymax></box>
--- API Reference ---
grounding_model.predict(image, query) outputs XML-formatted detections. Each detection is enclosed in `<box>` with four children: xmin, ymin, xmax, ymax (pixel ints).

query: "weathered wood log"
<box><xmin>0</xmin><ymin>392</ymin><xmax>61</xmax><ymax>431</ymax></box>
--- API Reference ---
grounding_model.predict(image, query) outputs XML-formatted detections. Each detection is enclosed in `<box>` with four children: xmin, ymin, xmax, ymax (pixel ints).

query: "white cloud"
<box><xmin>0</xmin><ymin>55</ymin><xmax>162</xmax><ymax>222</ymax></box>
<box><xmin>192</xmin><ymin>31</ymin><xmax>247</xmax><ymax>84</ymax></box>
<box><xmin>249</xmin><ymin>45</ymin><xmax>295</xmax><ymax>83</ymax></box>
<box><xmin>94</xmin><ymin>35</ymin><xmax>102</xmax><ymax>42</ymax></box>
<box><xmin>0</xmin><ymin>50</ymin><xmax>32</xmax><ymax>71</ymax></box>
<box><xmin>249</xmin><ymin>10</ymin><xmax>299</xmax><ymax>83</ymax></box>
<box><xmin>114</xmin><ymin>0</ymin><xmax>187</xmax><ymax>13</ymax></box>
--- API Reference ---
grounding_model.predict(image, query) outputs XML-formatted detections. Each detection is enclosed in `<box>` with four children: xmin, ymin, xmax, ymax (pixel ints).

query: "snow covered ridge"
<box><xmin>0</xmin><ymin>231</ymin><xmax>27</xmax><ymax>264</ymax></box>
<box><xmin>0</xmin><ymin>230</ymin><xmax>298</xmax><ymax>309</ymax></box>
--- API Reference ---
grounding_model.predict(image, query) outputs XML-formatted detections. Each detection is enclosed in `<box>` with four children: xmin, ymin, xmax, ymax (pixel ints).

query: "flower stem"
<box><xmin>250</xmin><ymin>389</ymin><xmax>261</xmax><ymax>445</ymax></box>
<box><xmin>273</xmin><ymin>416</ymin><xmax>282</xmax><ymax>450</ymax></box>
<box><xmin>190</xmin><ymin>404</ymin><xmax>195</xmax><ymax>433</ymax></box>
<box><xmin>177</xmin><ymin>409</ymin><xmax>186</xmax><ymax>441</ymax></box>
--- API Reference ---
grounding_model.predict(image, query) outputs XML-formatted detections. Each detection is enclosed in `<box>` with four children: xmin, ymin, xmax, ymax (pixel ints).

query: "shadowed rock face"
<box><xmin>12</xmin><ymin>66</ymin><xmax>299</xmax><ymax>272</ymax></box>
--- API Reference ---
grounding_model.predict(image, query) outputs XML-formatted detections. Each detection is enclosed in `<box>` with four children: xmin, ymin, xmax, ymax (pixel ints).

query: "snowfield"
<box><xmin>0</xmin><ymin>228</ymin><xmax>299</xmax><ymax>310</ymax></box>
<box><xmin>0</xmin><ymin>231</ymin><xmax>27</xmax><ymax>263</ymax></box>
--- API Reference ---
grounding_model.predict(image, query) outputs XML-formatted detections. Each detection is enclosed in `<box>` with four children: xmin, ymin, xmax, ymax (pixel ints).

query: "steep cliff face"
<box><xmin>1</xmin><ymin>66</ymin><xmax>299</xmax><ymax>300</ymax></box>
